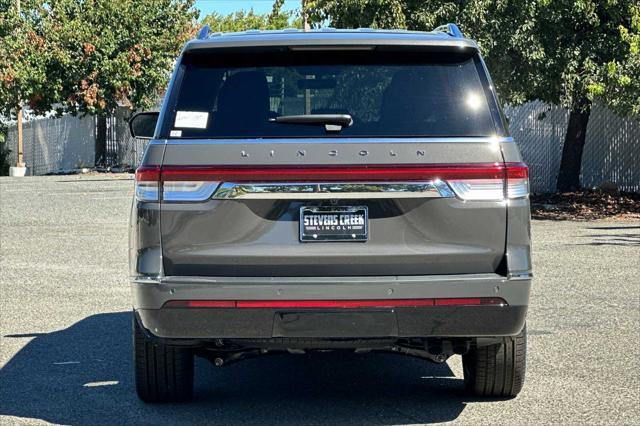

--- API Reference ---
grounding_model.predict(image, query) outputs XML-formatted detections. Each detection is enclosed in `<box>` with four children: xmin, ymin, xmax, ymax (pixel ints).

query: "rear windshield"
<box><xmin>163</xmin><ymin>49</ymin><xmax>498</xmax><ymax>138</ymax></box>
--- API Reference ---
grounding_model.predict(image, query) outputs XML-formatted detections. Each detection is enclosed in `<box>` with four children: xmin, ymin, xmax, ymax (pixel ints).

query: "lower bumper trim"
<box><xmin>162</xmin><ymin>297</ymin><xmax>506</xmax><ymax>309</ymax></box>
<box><xmin>137</xmin><ymin>305</ymin><xmax>527</xmax><ymax>340</ymax></box>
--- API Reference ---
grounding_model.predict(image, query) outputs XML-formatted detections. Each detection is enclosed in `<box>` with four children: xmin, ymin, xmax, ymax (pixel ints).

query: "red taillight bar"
<box><xmin>505</xmin><ymin>163</ymin><xmax>528</xmax><ymax>180</ymax></box>
<box><xmin>134</xmin><ymin>163</ymin><xmax>529</xmax><ymax>202</ymax></box>
<box><xmin>136</xmin><ymin>163</ymin><xmax>528</xmax><ymax>182</ymax></box>
<box><xmin>163</xmin><ymin>297</ymin><xmax>507</xmax><ymax>309</ymax></box>
<box><xmin>135</xmin><ymin>165</ymin><xmax>160</xmax><ymax>182</ymax></box>
<box><xmin>143</xmin><ymin>163</ymin><xmax>528</xmax><ymax>182</ymax></box>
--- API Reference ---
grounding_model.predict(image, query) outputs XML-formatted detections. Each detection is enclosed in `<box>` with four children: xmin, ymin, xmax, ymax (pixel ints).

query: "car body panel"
<box><xmin>159</xmin><ymin>138</ymin><xmax>508</xmax><ymax>165</ymax></box>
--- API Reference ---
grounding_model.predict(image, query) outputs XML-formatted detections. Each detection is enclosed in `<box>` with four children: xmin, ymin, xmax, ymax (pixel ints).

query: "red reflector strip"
<box><xmin>434</xmin><ymin>298</ymin><xmax>482</xmax><ymax>306</ymax></box>
<box><xmin>163</xmin><ymin>298</ymin><xmax>507</xmax><ymax>309</ymax></box>
<box><xmin>158</xmin><ymin>163</ymin><xmax>509</xmax><ymax>182</ymax></box>
<box><xmin>236</xmin><ymin>299</ymin><xmax>436</xmax><ymax>308</ymax></box>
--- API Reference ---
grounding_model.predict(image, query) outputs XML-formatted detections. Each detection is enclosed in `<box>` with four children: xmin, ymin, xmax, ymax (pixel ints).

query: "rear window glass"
<box><xmin>164</xmin><ymin>49</ymin><xmax>497</xmax><ymax>138</ymax></box>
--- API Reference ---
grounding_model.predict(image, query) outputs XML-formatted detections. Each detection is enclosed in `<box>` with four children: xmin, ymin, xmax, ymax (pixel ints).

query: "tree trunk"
<box><xmin>556</xmin><ymin>100</ymin><xmax>591</xmax><ymax>192</ymax></box>
<box><xmin>95</xmin><ymin>115</ymin><xmax>107</xmax><ymax>167</ymax></box>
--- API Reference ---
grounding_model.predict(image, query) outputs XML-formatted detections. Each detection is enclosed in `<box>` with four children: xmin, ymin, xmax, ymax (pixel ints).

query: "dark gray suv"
<box><xmin>129</xmin><ymin>24</ymin><xmax>531</xmax><ymax>403</ymax></box>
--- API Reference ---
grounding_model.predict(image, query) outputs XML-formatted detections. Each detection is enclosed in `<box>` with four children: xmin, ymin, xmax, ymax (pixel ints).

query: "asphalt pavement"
<box><xmin>0</xmin><ymin>175</ymin><xmax>638</xmax><ymax>425</ymax></box>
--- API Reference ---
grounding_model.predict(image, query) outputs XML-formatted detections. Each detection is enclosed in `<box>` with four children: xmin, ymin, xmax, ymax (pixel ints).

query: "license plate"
<box><xmin>300</xmin><ymin>206</ymin><xmax>368</xmax><ymax>242</ymax></box>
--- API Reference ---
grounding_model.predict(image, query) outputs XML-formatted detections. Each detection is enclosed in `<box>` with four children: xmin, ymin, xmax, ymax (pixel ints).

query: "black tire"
<box><xmin>462</xmin><ymin>324</ymin><xmax>526</xmax><ymax>398</ymax></box>
<box><xmin>133</xmin><ymin>315</ymin><xmax>194</xmax><ymax>403</ymax></box>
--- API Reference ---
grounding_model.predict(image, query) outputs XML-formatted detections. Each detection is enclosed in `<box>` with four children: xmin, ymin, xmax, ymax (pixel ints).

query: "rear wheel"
<box><xmin>133</xmin><ymin>315</ymin><xmax>194</xmax><ymax>403</ymax></box>
<box><xmin>462</xmin><ymin>325</ymin><xmax>526</xmax><ymax>398</ymax></box>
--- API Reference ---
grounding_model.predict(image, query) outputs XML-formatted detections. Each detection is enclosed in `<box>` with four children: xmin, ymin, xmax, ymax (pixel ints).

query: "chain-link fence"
<box><xmin>5</xmin><ymin>102</ymin><xmax>640</xmax><ymax>192</ymax></box>
<box><xmin>5</xmin><ymin>113</ymin><xmax>95</xmax><ymax>175</ymax></box>
<box><xmin>505</xmin><ymin>101</ymin><xmax>640</xmax><ymax>193</ymax></box>
<box><xmin>5</xmin><ymin>108</ymin><xmax>147</xmax><ymax>174</ymax></box>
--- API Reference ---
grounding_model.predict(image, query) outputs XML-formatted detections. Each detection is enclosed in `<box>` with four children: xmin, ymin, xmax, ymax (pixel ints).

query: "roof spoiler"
<box><xmin>195</xmin><ymin>24</ymin><xmax>465</xmax><ymax>41</ymax></box>
<box><xmin>433</xmin><ymin>23</ymin><xmax>464</xmax><ymax>38</ymax></box>
<box><xmin>197</xmin><ymin>25</ymin><xmax>211</xmax><ymax>40</ymax></box>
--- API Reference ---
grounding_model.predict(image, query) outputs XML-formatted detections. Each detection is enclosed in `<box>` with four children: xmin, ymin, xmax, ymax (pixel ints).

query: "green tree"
<box><xmin>202</xmin><ymin>0</ymin><xmax>301</xmax><ymax>32</ymax></box>
<box><xmin>1</xmin><ymin>0</ymin><xmax>62</xmax><ymax>169</ymax></box>
<box><xmin>599</xmin><ymin>4</ymin><xmax>640</xmax><ymax>116</ymax></box>
<box><xmin>307</xmin><ymin>0</ymin><xmax>405</xmax><ymax>29</ymax></box>
<box><xmin>0</xmin><ymin>0</ymin><xmax>59</xmax><ymax>116</ymax></box>
<box><xmin>41</xmin><ymin>0</ymin><xmax>198</xmax><ymax>165</ymax></box>
<box><xmin>2</xmin><ymin>0</ymin><xmax>198</xmax><ymax>166</ymax></box>
<box><xmin>309</xmin><ymin>0</ymin><xmax>640</xmax><ymax>192</ymax></box>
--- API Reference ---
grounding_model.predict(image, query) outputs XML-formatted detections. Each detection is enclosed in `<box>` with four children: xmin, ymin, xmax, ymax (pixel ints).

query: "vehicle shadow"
<box><xmin>576</xmin><ymin>226</ymin><xmax>640</xmax><ymax>247</ymax></box>
<box><xmin>1</xmin><ymin>312</ymin><xmax>475</xmax><ymax>425</ymax></box>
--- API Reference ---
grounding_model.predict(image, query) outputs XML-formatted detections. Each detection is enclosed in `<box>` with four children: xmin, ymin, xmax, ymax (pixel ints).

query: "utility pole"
<box><xmin>17</xmin><ymin>107</ymin><xmax>24</xmax><ymax>168</ymax></box>
<box><xmin>302</xmin><ymin>0</ymin><xmax>310</xmax><ymax>31</ymax></box>
<box><xmin>11</xmin><ymin>0</ymin><xmax>27</xmax><ymax>176</ymax></box>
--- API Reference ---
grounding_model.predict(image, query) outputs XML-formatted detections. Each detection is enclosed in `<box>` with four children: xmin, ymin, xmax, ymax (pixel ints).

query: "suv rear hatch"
<box><xmin>148</xmin><ymin>45</ymin><xmax>526</xmax><ymax>277</ymax></box>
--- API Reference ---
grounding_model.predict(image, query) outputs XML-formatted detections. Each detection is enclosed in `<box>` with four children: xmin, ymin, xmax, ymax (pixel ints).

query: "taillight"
<box><xmin>506</xmin><ymin>163</ymin><xmax>529</xmax><ymax>199</ymax></box>
<box><xmin>447</xmin><ymin>179</ymin><xmax>506</xmax><ymax>201</ymax></box>
<box><xmin>158</xmin><ymin>164</ymin><xmax>508</xmax><ymax>182</ymax></box>
<box><xmin>448</xmin><ymin>162</ymin><xmax>529</xmax><ymax>201</ymax></box>
<box><xmin>134</xmin><ymin>162</ymin><xmax>528</xmax><ymax>202</ymax></box>
<box><xmin>134</xmin><ymin>166</ymin><xmax>219</xmax><ymax>202</ymax></box>
<box><xmin>162</xmin><ymin>181</ymin><xmax>219</xmax><ymax>202</ymax></box>
<box><xmin>135</xmin><ymin>166</ymin><xmax>160</xmax><ymax>202</ymax></box>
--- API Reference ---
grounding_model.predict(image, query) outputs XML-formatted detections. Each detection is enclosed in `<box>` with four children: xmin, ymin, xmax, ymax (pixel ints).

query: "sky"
<box><xmin>194</xmin><ymin>0</ymin><xmax>300</xmax><ymax>18</ymax></box>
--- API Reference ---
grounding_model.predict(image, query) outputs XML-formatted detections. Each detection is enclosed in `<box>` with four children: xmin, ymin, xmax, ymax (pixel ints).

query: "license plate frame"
<box><xmin>299</xmin><ymin>206</ymin><xmax>368</xmax><ymax>242</ymax></box>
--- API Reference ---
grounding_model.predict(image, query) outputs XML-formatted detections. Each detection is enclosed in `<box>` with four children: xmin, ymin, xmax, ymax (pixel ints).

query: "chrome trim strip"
<box><xmin>212</xmin><ymin>181</ymin><xmax>454</xmax><ymax>200</ymax></box>
<box><xmin>132</xmin><ymin>272</ymin><xmax>529</xmax><ymax>286</ymax></box>
<box><xmin>147</xmin><ymin>272</ymin><xmax>510</xmax><ymax>285</ymax></box>
<box><xmin>154</xmin><ymin>136</ymin><xmax>514</xmax><ymax>146</ymax></box>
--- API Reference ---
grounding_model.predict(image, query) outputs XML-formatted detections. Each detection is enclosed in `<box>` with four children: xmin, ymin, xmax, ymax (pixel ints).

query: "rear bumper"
<box><xmin>132</xmin><ymin>273</ymin><xmax>531</xmax><ymax>340</ymax></box>
<box><xmin>137</xmin><ymin>305</ymin><xmax>527</xmax><ymax>340</ymax></box>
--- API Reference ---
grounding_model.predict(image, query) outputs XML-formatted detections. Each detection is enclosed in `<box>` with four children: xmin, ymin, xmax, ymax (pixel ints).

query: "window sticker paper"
<box><xmin>174</xmin><ymin>111</ymin><xmax>209</xmax><ymax>129</ymax></box>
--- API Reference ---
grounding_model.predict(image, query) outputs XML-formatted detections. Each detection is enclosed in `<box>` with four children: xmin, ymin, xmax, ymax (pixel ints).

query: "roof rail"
<box><xmin>433</xmin><ymin>23</ymin><xmax>464</xmax><ymax>38</ymax></box>
<box><xmin>197</xmin><ymin>25</ymin><xmax>210</xmax><ymax>40</ymax></box>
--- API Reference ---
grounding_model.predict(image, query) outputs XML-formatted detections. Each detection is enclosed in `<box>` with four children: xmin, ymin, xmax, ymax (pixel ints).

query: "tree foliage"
<box><xmin>0</xmin><ymin>0</ymin><xmax>57</xmax><ymax>116</ymax></box>
<box><xmin>45</xmin><ymin>0</ymin><xmax>198</xmax><ymax>117</ymax></box>
<box><xmin>309</xmin><ymin>0</ymin><xmax>640</xmax><ymax>191</ymax></box>
<box><xmin>599</xmin><ymin>4</ymin><xmax>640</xmax><ymax>115</ymax></box>
<box><xmin>202</xmin><ymin>0</ymin><xmax>301</xmax><ymax>33</ymax></box>
<box><xmin>307</xmin><ymin>0</ymin><xmax>406</xmax><ymax>29</ymax></box>
<box><xmin>0</xmin><ymin>0</ymin><xmax>198</xmax><ymax>118</ymax></box>
<box><xmin>310</xmin><ymin>0</ymin><xmax>639</xmax><ymax>115</ymax></box>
